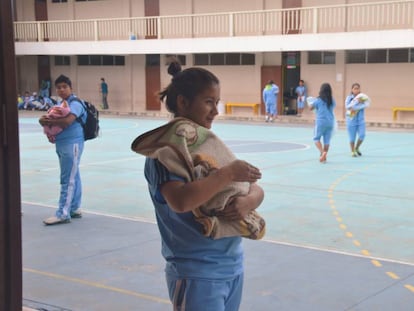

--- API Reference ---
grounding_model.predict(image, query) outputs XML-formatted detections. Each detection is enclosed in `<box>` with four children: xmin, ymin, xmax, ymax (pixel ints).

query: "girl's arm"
<box><xmin>160</xmin><ymin>160</ymin><xmax>262</xmax><ymax>213</ymax></box>
<box><xmin>345</xmin><ymin>95</ymin><xmax>357</xmax><ymax>109</ymax></box>
<box><xmin>215</xmin><ymin>183</ymin><xmax>264</xmax><ymax>220</ymax></box>
<box><xmin>352</xmin><ymin>102</ymin><xmax>368</xmax><ymax>111</ymax></box>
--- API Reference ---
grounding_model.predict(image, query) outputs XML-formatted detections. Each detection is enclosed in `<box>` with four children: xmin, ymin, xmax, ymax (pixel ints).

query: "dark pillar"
<box><xmin>0</xmin><ymin>0</ymin><xmax>23</xmax><ymax>310</ymax></box>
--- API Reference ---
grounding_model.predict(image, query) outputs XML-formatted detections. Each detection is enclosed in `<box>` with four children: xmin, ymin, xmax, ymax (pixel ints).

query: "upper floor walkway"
<box><xmin>14</xmin><ymin>0</ymin><xmax>414</xmax><ymax>55</ymax></box>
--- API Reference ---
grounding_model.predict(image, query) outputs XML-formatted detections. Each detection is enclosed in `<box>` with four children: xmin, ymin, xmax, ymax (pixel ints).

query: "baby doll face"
<box><xmin>50</xmin><ymin>107</ymin><xmax>64</xmax><ymax>116</ymax></box>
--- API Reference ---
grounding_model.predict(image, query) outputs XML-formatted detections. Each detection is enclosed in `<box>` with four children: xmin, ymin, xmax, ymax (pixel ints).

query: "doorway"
<box><xmin>282</xmin><ymin>52</ymin><xmax>301</xmax><ymax>115</ymax></box>
<box><xmin>260</xmin><ymin>66</ymin><xmax>283</xmax><ymax>116</ymax></box>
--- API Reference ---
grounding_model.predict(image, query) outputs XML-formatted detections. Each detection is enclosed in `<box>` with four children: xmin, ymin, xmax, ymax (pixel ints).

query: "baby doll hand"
<box><xmin>216</xmin><ymin>195</ymin><xmax>250</xmax><ymax>221</ymax></box>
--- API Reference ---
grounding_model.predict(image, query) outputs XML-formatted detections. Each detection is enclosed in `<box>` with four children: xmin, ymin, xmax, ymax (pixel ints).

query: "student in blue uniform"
<box><xmin>262</xmin><ymin>80</ymin><xmax>279</xmax><ymax>122</ymax></box>
<box><xmin>135</xmin><ymin>62</ymin><xmax>264</xmax><ymax>311</ymax></box>
<box><xmin>39</xmin><ymin>75</ymin><xmax>86</xmax><ymax>225</ymax></box>
<box><xmin>310</xmin><ymin>83</ymin><xmax>336</xmax><ymax>163</ymax></box>
<box><xmin>345</xmin><ymin>83</ymin><xmax>368</xmax><ymax>157</ymax></box>
<box><xmin>295</xmin><ymin>79</ymin><xmax>307</xmax><ymax>117</ymax></box>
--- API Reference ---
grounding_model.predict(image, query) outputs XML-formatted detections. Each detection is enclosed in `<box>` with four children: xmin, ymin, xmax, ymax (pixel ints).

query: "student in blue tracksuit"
<box><xmin>310</xmin><ymin>83</ymin><xmax>336</xmax><ymax>163</ymax></box>
<box><xmin>345</xmin><ymin>83</ymin><xmax>368</xmax><ymax>157</ymax></box>
<box><xmin>39</xmin><ymin>75</ymin><xmax>86</xmax><ymax>225</ymax></box>
<box><xmin>136</xmin><ymin>62</ymin><xmax>264</xmax><ymax>311</ymax></box>
<box><xmin>295</xmin><ymin>79</ymin><xmax>307</xmax><ymax>117</ymax></box>
<box><xmin>262</xmin><ymin>80</ymin><xmax>279</xmax><ymax>122</ymax></box>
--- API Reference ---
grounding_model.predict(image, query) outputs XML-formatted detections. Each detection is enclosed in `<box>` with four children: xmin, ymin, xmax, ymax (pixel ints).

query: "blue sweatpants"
<box><xmin>166</xmin><ymin>273</ymin><xmax>244</xmax><ymax>311</ymax></box>
<box><xmin>55</xmin><ymin>142</ymin><xmax>84</xmax><ymax>219</ymax></box>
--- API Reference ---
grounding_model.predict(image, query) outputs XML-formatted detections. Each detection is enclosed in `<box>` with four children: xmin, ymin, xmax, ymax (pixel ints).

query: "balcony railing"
<box><xmin>14</xmin><ymin>0</ymin><xmax>414</xmax><ymax>42</ymax></box>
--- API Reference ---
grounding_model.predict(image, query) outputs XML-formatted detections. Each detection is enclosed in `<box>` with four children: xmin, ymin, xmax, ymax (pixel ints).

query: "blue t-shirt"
<box><xmin>144</xmin><ymin>158</ymin><xmax>244</xmax><ymax>280</ymax></box>
<box><xmin>55</xmin><ymin>95</ymin><xmax>86</xmax><ymax>145</ymax></box>
<box><xmin>313</xmin><ymin>97</ymin><xmax>336</xmax><ymax>127</ymax></box>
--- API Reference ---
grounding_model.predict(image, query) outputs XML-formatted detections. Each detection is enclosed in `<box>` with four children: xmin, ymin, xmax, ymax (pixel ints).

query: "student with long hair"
<box><xmin>309</xmin><ymin>83</ymin><xmax>336</xmax><ymax>163</ymax></box>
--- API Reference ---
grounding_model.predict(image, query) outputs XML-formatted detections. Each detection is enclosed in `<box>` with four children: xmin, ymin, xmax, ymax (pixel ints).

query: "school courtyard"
<box><xmin>20</xmin><ymin>112</ymin><xmax>414</xmax><ymax>311</ymax></box>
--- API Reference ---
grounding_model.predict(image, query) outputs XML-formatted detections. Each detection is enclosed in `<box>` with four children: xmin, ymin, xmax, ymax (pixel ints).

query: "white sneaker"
<box><xmin>43</xmin><ymin>216</ymin><xmax>70</xmax><ymax>225</ymax></box>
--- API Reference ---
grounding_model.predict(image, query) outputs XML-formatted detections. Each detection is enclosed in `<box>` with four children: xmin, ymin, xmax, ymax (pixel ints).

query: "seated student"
<box><xmin>17</xmin><ymin>93</ymin><xmax>24</xmax><ymax>108</ymax></box>
<box><xmin>42</xmin><ymin>96</ymin><xmax>56</xmax><ymax>110</ymax></box>
<box><xmin>19</xmin><ymin>91</ymin><xmax>35</xmax><ymax>110</ymax></box>
<box><xmin>42</xmin><ymin>100</ymin><xmax>70</xmax><ymax>143</ymax></box>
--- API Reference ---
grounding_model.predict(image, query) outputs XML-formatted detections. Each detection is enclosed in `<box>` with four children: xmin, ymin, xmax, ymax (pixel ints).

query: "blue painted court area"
<box><xmin>20</xmin><ymin>113</ymin><xmax>414</xmax><ymax>310</ymax></box>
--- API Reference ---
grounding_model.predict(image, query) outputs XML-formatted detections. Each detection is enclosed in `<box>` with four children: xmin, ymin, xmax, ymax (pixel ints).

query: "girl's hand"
<box><xmin>223</xmin><ymin>160</ymin><xmax>262</xmax><ymax>183</ymax></box>
<box><xmin>39</xmin><ymin>115</ymin><xmax>50</xmax><ymax>126</ymax></box>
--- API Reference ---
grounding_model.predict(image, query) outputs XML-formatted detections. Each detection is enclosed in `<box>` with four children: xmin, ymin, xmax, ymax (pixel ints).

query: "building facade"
<box><xmin>14</xmin><ymin>0</ymin><xmax>414</xmax><ymax>121</ymax></box>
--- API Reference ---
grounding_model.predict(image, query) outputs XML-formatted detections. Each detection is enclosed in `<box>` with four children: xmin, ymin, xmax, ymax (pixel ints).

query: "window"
<box><xmin>367</xmin><ymin>49</ymin><xmax>386</xmax><ymax>63</ymax></box>
<box><xmin>54</xmin><ymin>56</ymin><xmax>70</xmax><ymax>66</ymax></box>
<box><xmin>210</xmin><ymin>54</ymin><xmax>225</xmax><ymax>65</ymax></box>
<box><xmin>308</xmin><ymin>52</ymin><xmax>321</xmax><ymax>64</ymax></box>
<box><xmin>194</xmin><ymin>54</ymin><xmax>209</xmax><ymax>65</ymax></box>
<box><xmin>389</xmin><ymin>49</ymin><xmax>409</xmax><ymax>63</ymax></box>
<box><xmin>283</xmin><ymin>52</ymin><xmax>300</xmax><ymax>66</ymax></box>
<box><xmin>226</xmin><ymin>53</ymin><xmax>240</xmax><ymax>65</ymax></box>
<box><xmin>146</xmin><ymin>54</ymin><xmax>160</xmax><ymax>66</ymax></box>
<box><xmin>241</xmin><ymin>53</ymin><xmax>255</xmax><ymax>65</ymax></box>
<box><xmin>193</xmin><ymin>53</ymin><xmax>255</xmax><ymax>66</ymax></box>
<box><xmin>165</xmin><ymin>54</ymin><xmax>186</xmax><ymax>66</ymax></box>
<box><xmin>77</xmin><ymin>55</ymin><xmax>125</xmax><ymax>66</ymax></box>
<box><xmin>52</xmin><ymin>0</ymin><xmax>67</xmax><ymax>3</ymax></box>
<box><xmin>347</xmin><ymin>49</ymin><xmax>414</xmax><ymax>64</ymax></box>
<box><xmin>346</xmin><ymin>50</ymin><xmax>366</xmax><ymax>64</ymax></box>
<box><xmin>323</xmin><ymin>52</ymin><xmax>336</xmax><ymax>64</ymax></box>
<box><xmin>308</xmin><ymin>51</ymin><xmax>335</xmax><ymax>64</ymax></box>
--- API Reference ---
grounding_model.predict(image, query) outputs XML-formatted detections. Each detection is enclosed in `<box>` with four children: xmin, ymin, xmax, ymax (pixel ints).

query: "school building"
<box><xmin>13</xmin><ymin>0</ymin><xmax>414</xmax><ymax>122</ymax></box>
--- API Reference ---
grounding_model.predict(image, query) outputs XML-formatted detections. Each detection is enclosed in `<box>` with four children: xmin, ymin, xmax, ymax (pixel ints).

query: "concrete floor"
<box><xmin>20</xmin><ymin>112</ymin><xmax>414</xmax><ymax>310</ymax></box>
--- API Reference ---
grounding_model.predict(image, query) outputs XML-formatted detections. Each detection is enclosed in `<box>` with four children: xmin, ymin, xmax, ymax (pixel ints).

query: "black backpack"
<box><xmin>70</xmin><ymin>98</ymin><xmax>100</xmax><ymax>141</ymax></box>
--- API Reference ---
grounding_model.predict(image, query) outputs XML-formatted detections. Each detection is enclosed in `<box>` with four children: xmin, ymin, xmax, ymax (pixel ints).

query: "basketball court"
<box><xmin>20</xmin><ymin>112</ymin><xmax>414</xmax><ymax>310</ymax></box>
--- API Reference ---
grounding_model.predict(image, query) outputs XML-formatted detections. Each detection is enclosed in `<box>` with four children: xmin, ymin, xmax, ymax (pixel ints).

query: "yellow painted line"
<box><xmin>371</xmin><ymin>260</ymin><xmax>382</xmax><ymax>267</ymax></box>
<box><xmin>345</xmin><ymin>231</ymin><xmax>353</xmax><ymax>238</ymax></box>
<box><xmin>339</xmin><ymin>224</ymin><xmax>346</xmax><ymax>230</ymax></box>
<box><xmin>330</xmin><ymin>205</ymin><xmax>336</xmax><ymax>210</ymax></box>
<box><xmin>328</xmin><ymin>193</ymin><xmax>333</xmax><ymax>198</ymax></box>
<box><xmin>353</xmin><ymin>240</ymin><xmax>361</xmax><ymax>247</ymax></box>
<box><xmin>329</xmin><ymin>199</ymin><xmax>335</xmax><ymax>204</ymax></box>
<box><xmin>332</xmin><ymin>211</ymin><xmax>339</xmax><ymax>216</ymax></box>
<box><xmin>24</xmin><ymin>268</ymin><xmax>171</xmax><ymax>304</ymax></box>
<box><xmin>386</xmin><ymin>272</ymin><xmax>400</xmax><ymax>280</ymax></box>
<box><xmin>405</xmin><ymin>284</ymin><xmax>414</xmax><ymax>293</ymax></box>
<box><xmin>336</xmin><ymin>217</ymin><xmax>342</xmax><ymax>222</ymax></box>
<box><xmin>361</xmin><ymin>249</ymin><xmax>370</xmax><ymax>256</ymax></box>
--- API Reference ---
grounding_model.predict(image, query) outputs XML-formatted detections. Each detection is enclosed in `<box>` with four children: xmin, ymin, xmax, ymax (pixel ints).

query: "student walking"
<box><xmin>345</xmin><ymin>83</ymin><xmax>369</xmax><ymax>157</ymax></box>
<box><xmin>295</xmin><ymin>79</ymin><xmax>307</xmax><ymax>117</ymax></box>
<box><xmin>39</xmin><ymin>75</ymin><xmax>86</xmax><ymax>225</ymax></box>
<box><xmin>131</xmin><ymin>62</ymin><xmax>264</xmax><ymax>311</ymax></box>
<box><xmin>309</xmin><ymin>83</ymin><xmax>336</xmax><ymax>163</ymax></box>
<box><xmin>262</xmin><ymin>80</ymin><xmax>279</xmax><ymax>122</ymax></box>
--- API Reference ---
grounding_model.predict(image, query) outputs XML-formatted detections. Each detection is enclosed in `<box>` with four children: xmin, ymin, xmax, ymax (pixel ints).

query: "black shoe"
<box><xmin>70</xmin><ymin>210</ymin><xmax>82</xmax><ymax>218</ymax></box>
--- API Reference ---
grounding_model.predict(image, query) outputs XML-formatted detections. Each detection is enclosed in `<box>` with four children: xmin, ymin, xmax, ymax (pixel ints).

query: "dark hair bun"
<box><xmin>167</xmin><ymin>61</ymin><xmax>182</xmax><ymax>77</ymax></box>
